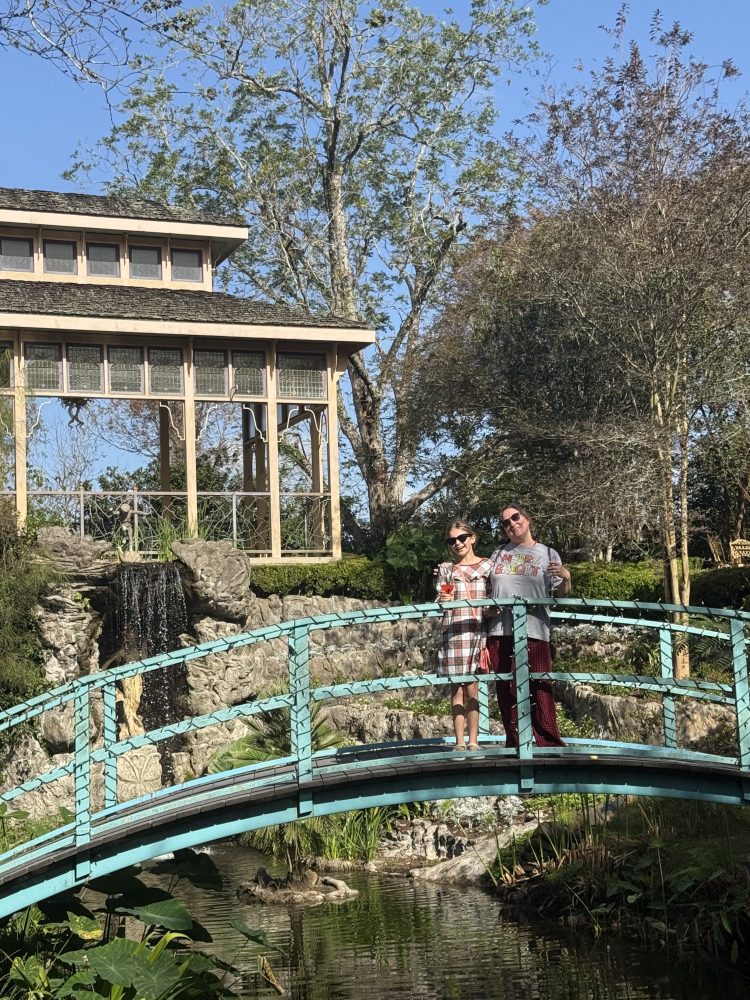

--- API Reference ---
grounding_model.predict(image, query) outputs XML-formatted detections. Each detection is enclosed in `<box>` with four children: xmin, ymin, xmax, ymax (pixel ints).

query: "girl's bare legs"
<box><xmin>452</xmin><ymin>682</ymin><xmax>479</xmax><ymax>748</ymax></box>
<box><xmin>466</xmin><ymin>681</ymin><xmax>479</xmax><ymax>747</ymax></box>
<box><xmin>451</xmin><ymin>684</ymin><xmax>466</xmax><ymax>747</ymax></box>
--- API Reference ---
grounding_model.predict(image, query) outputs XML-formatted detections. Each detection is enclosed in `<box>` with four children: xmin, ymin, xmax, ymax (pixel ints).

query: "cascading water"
<box><xmin>106</xmin><ymin>562</ymin><xmax>189</xmax><ymax>781</ymax></box>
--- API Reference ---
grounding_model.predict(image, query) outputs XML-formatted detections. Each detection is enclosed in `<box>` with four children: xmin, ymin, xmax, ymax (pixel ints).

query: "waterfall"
<box><xmin>111</xmin><ymin>562</ymin><xmax>188</xmax><ymax>660</ymax></box>
<box><xmin>107</xmin><ymin>562</ymin><xmax>188</xmax><ymax>781</ymax></box>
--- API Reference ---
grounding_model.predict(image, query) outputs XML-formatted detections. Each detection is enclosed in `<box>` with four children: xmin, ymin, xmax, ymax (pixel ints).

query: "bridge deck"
<box><xmin>2</xmin><ymin>739</ymin><xmax>748</xmax><ymax>919</ymax></box>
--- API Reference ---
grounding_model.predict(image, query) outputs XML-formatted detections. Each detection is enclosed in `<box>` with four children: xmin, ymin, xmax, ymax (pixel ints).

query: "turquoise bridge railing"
<box><xmin>0</xmin><ymin>597</ymin><xmax>749</xmax><ymax>919</ymax></box>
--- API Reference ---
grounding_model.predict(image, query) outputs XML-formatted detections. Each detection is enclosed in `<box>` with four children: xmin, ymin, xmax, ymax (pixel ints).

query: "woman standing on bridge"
<box><xmin>486</xmin><ymin>503</ymin><xmax>571</xmax><ymax>748</ymax></box>
<box><xmin>436</xmin><ymin>521</ymin><xmax>494</xmax><ymax>750</ymax></box>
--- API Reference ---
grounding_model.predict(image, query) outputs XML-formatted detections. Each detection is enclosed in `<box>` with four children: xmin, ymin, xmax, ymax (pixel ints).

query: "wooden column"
<box><xmin>310</xmin><ymin>406</ymin><xmax>326</xmax><ymax>550</ymax></box>
<box><xmin>327</xmin><ymin>346</ymin><xmax>344</xmax><ymax>559</ymax></box>
<box><xmin>183</xmin><ymin>339</ymin><xmax>198</xmax><ymax>535</ymax></box>
<box><xmin>12</xmin><ymin>334</ymin><xmax>26</xmax><ymax>527</ymax></box>
<box><xmin>266</xmin><ymin>344</ymin><xmax>282</xmax><ymax>558</ymax></box>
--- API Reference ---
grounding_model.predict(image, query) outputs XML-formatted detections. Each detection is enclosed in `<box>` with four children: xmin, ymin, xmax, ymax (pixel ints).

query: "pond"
<box><xmin>159</xmin><ymin>843</ymin><xmax>750</xmax><ymax>999</ymax></box>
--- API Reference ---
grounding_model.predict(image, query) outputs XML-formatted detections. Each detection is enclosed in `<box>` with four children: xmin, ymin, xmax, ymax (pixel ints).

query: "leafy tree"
<box><xmin>427</xmin><ymin>11</ymin><xmax>750</xmax><ymax>672</ymax></box>
<box><xmin>67</xmin><ymin>0</ymin><xmax>544</xmax><ymax>548</ymax></box>
<box><xmin>690</xmin><ymin>403</ymin><xmax>750</xmax><ymax>557</ymax></box>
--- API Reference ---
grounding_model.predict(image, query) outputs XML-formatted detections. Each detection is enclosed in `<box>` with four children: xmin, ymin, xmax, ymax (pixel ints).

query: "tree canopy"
<box><xmin>426</xmin><ymin>10</ymin><xmax>750</xmax><ymax>634</ymax></box>
<box><xmin>67</xmin><ymin>0</ymin><xmax>544</xmax><ymax>547</ymax></box>
<box><xmin>0</xmin><ymin>0</ymin><xmax>178</xmax><ymax>85</ymax></box>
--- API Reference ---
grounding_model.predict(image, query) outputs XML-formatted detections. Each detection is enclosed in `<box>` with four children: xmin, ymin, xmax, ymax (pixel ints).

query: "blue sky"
<box><xmin>2</xmin><ymin>0</ymin><xmax>749</xmax><ymax>193</ymax></box>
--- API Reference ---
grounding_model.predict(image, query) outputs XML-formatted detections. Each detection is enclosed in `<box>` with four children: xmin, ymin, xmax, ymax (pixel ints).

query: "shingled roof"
<box><xmin>0</xmin><ymin>187</ymin><xmax>244</xmax><ymax>228</ymax></box>
<box><xmin>0</xmin><ymin>279</ymin><xmax>369</xmax><ymax>330</ymax></box>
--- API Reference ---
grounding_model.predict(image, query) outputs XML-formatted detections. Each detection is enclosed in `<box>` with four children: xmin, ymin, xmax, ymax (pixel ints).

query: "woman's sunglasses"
<box><xmin>501</xmin><ymin>512</ymin><xmax>523</xmax><ymax>529</ymax></box>
<box><xmin>446</xmin><ymin>533</ymin><xmax>470</xmax><ymax>546</ymax></box>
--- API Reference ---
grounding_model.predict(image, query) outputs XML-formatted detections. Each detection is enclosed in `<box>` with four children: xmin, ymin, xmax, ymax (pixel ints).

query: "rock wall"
<box><xmin>175</xmin><ymin>595</ymin><xmax>437</xmax><ymax>778</ymax></box>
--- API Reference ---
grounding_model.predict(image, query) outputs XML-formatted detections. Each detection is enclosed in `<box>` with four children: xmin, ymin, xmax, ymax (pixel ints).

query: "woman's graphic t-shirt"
<box><xmin>486</xmin><ymin>542</ymin><xmax>560</xmax><ymax>642</ymax></box>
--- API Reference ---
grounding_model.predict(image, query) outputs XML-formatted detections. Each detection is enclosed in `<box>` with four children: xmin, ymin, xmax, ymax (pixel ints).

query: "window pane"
<box><xmin>195</xmin><ymin>349</ymin><xmax>226</xmax><ymax>395</ymax></box>
<box><xmin>149</xmin><ymin>348</ymin><xmax>183</xmax><ymax>394</ymax></box>
<box><xmin>277</xmin><ymin>352</ymin><xmax>326</xmax><ymax>399</ymax></box>
<box><xmin>0</xmin><ymin>342</ymin><xmax>13</xmax><ymax>388</ymax></box>
<box><xmin>26</xmin><ymin>344</ymin><xmax>61</xmax><ymax>390</ymax></box>
<box><xmin>233</xmin><ymin>351</ymin><xmax>265</xmax><ymax>396</ymax></box>
<box><xmin>0</xmin><ymin>237</ymin><xmax>33</xmax><ymax>272</ymax></box>
<box><xmin>68</xmin><ymin>345</ymin><xmax>102</xmax><ymax>392</ymax></box>
<box><xmin>109</xmin><ymin>346</ymin><xmax>143</xmax><ymax>393</ymax></box>
<box><xmin>87</xmin><ymin>243</ymin><xmax>120</xmax><ymax>277</ymax></box>
<box><xmin>130</xmin><ymin>245</ymin><xmax>162</xmax><ymax>279</ymax></box>
<box><xmin>44</xmin><ymin>240</ymin><xmax>77</xmax><ymax>274</ymax></box>
<box><xmin>172</xmin><ymin>249</ymin><xmax>202</xmax><ymax>282</ymax></box>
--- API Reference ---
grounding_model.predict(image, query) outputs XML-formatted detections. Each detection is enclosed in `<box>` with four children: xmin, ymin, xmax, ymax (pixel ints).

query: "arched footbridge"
<box><xmin>0</xmin><ymin>597</ymin><xmax>749</xmax><ymax>920</ymax></box>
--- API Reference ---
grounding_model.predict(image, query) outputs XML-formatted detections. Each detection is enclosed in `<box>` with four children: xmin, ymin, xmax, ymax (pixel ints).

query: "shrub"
<box><xmin>251</xmin><ymin>555</ymin><xmax>390</xmax><ymax>600</ymax></box>
<box><xmin>690</xmin><ymin>567</ymin><xmax>750</xmax><ymax>610</ymax></box>
<box><xmin>0</xmin><ymin>502</ymin><xmax>57</xmax><ymax>712</ymax></box>
<box><xmin>568</xmin><ymin>561</ymin><xmax>662</xmax><ymax>601</ymax></box>
<box><xmin>377</xmin><ymin>524</ymin><xmax>446</xmax><ymax>602</ymax></box>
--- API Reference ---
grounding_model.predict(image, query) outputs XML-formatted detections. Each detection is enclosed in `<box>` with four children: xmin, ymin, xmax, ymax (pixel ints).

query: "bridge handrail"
<box><xmin>0</xmin><ymin>597</ymin><xmax>745</xmax><ymax>734</ymax></box>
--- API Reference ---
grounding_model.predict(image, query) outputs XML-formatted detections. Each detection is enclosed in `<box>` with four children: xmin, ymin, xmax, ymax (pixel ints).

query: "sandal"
<box><xmin>467</xmin><ymin>743</ymin><xmax>480</xmax><ymax>751</ymax></box>
<box><xmin>452</xmin><ymin>744</ymin><xmax>466</xmax><ymax>751</ymax></box>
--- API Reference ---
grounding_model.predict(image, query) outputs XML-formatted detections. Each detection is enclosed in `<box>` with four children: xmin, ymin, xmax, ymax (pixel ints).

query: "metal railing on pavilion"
<box><xmin>16</xmin><ymin>489</ymin><xmax>332</xmax><ymax>556</ymax></box>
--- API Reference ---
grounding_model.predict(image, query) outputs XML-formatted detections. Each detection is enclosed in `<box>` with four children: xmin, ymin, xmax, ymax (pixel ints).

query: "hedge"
<box><xmin>568</xmin><ymin>561</ymin><xmax>662</xmax><ymax>602</ymax></box>
<box><xmin>251</xmin><ymin>556</ymin><xmax>390</xmax><ymax>600</ymax></box>
<box><xmin>689</xmin><ymin>567</ymin><xmax>750</xmax><ymax>610</ymax></box>
<box><xmin>570</xmin><ymin>562</ymin><xmax>750</xmax><ymax>610</ymax></box>
<box><xmin>249</xmin><ymin>557</ymin><xmax>750</xmax><ymax>610</ymax></box>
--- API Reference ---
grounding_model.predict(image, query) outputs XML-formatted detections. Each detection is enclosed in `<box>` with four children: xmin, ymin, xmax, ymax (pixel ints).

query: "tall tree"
<box><xmin>68</xmin><ymin>0</ymin><xmax>543</xmax><ymax>547</ymax></box>
<box><xmin>428</xmin><ymin>12</ymin><xmax>750</xmax><ymax>673</ymax></box>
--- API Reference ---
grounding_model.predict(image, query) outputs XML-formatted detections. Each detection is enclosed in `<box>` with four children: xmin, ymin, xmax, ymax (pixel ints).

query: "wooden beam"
<box><xmin>327</xmin><ymin>346</ymin><xmax>342</xmax><ymax>559</ymax></box>
<box><xmin>12</xmin><ymin>335</ymin><xmax>26</xmax><ymax>527</ymax></box>
<box><xmin>183</xmin><ymin>339</ymin><xmax>198</xmax><ymax>535</ymax></box>
<box><xmin>266</xmin><ymin>345</ymin><xmax>282</xmax><ymax>558</ymax></box>
<box><xmin>310</xmin><ymin>409</ymin><xmax>325</xmax><ymax>550</ymax></box>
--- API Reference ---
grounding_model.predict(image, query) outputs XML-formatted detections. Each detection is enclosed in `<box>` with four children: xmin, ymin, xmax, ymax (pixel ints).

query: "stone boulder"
<box><xmin>35</xmin><ymin>589</ymin><xmax>104</xmax><ymax>753</ymax></box>
<box><xmin>237</xmin><ymin>868</ymin><xmax>358</xmax><ymax>906</ymax></box>
<box><xmin>559</xmin><ymin>682</ymin><xmax>735</xmax><ymax>747</ymax></box>
<box><xmin>0</xmin><ymin>734</ymin><xmax>162</xmax><ymax>820</ymax></box>
<box><xmin>35</xmin><ymin>527</ymin><xmax>116</xmax><ymax>584</ymax></box>
<box><xmin>171</xmin><ymin>539</ymin><xmax>254</xmax><ymax>621</ymax></box>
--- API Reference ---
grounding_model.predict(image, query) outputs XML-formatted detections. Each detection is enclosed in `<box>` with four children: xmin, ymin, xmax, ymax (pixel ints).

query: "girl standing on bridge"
<box><xmin>486</xmin><ymin>503</ymin><xmax>571</xmax><ymax>748</ymax></box>
<box><xmin>436</xmin><ymin>521</ymin><xmax>494</xmax><ymax>750</ymax></box>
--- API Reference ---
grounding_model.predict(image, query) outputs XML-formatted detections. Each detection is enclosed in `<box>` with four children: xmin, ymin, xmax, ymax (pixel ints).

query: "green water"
<box><xmin>165</xmin><ymin>843</ymin><xmax>749</xmax><ymax>999</ymax></box>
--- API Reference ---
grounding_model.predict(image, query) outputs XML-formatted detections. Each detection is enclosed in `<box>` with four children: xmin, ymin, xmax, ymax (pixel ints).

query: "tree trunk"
<box><xmin>674</xmin><ymin>419</ymin><xmax>691</xmax><ymax>680</ymax></box>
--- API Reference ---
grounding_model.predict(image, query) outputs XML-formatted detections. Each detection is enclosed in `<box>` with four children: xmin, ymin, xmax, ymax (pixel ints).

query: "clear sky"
<box><xmin>1</xmin><ymin>0</ymin><xmax>749</xmax><ymax>193</ymax></box>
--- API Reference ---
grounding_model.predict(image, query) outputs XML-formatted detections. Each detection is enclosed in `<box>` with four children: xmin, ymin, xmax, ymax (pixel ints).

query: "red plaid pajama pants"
<box><xmin>486</xmin><ymin>636</ymin><xmax>565</xmax><ymax>747</ymax></box>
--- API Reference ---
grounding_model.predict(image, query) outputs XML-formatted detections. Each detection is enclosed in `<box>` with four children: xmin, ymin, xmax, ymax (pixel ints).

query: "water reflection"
<box><xmin>156</xmin><ymin>843</ymin><xmax>749</xmax><ymax>999</ymax></box>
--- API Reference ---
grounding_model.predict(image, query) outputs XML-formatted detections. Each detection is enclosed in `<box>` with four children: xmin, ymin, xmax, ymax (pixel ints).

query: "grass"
<box><xmin>491</xmin><ymin>795</ymin><xmax>750</xmax><ymax>967</ymax></box>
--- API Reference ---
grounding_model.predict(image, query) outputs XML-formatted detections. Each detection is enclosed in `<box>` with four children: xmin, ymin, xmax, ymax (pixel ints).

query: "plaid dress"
<box><xmin>436</xmin><ymin>559</ymin><xmax>494</xmax><ymax>676</ymax></box>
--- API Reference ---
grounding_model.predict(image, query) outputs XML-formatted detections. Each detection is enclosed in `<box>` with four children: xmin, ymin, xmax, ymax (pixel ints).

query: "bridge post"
<box><xmin>731</xmin><ymin>618</ymin><xmax>750</xmax><ymax>772</ymax></box>
<box><xmin>102</xmin><ymin>680</ymin><xmax>118</xmax><ymax>809</ymax></box>
<box><xmin>289</xmin><ymin>623</ymin><xmax>313</xmax><ymax>815</ymax></box>
<box><xmin>659</xmin><ymin>628</ymin><xmax>677</xmax><ymax>748</ymax></box>
<box><xmin>477</xmin><ymin>680</ymin><xmax>490</xmax><ymax>738</ymax></box>
<box><xmin>73</xmin><ymin>686</ymin><xmax>91</xmax><ymax>879</ymax></box>
<box><xmin>512</xmin><ymin>604</ymin><xmax>533</xmax><ymax>771</ymax></box>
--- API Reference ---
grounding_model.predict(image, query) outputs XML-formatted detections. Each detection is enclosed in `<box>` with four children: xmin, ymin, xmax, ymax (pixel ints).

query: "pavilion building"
<box><xmin>0</xmin><ymin>188</ymin><xmax>374</xmax><ymax>560</ymax></box>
